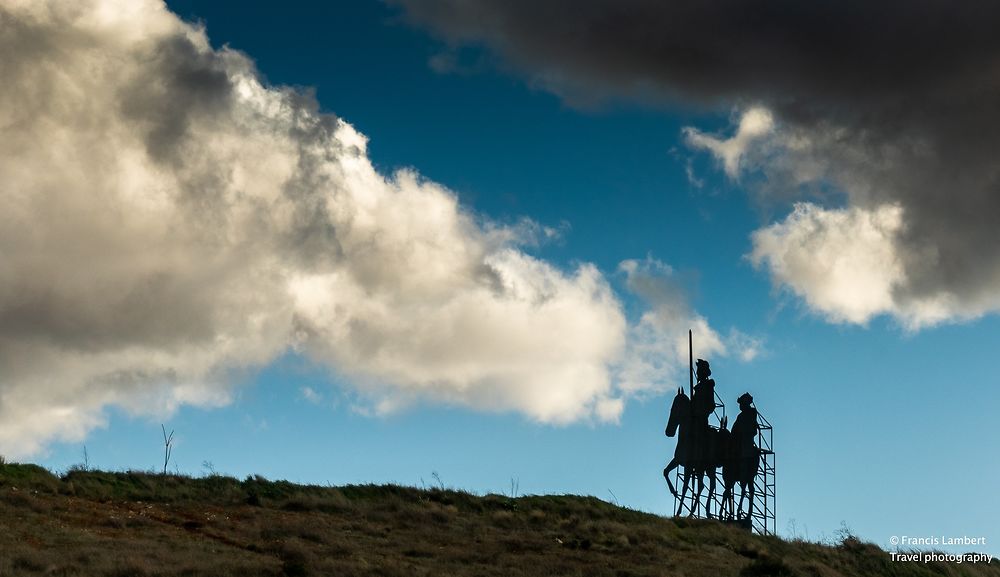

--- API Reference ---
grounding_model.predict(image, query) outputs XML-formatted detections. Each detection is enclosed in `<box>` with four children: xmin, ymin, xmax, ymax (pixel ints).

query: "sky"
<box><xmin>2</xmin><ymin>0</ymin><xmax>998</xmax><ymax>556</ymax></box>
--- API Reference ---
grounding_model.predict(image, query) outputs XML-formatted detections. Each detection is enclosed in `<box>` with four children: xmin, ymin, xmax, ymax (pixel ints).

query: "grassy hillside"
<box><xmin>0</xmin><ymin>463</ymin><xmax>995</xmax><ymax>577</ymax></box>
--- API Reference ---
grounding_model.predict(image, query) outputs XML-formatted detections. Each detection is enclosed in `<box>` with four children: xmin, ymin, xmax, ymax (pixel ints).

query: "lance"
<box><xmin>688</xmin><ymin>329</ymin><xmax>693</xmax><ymax>397</ymax></box>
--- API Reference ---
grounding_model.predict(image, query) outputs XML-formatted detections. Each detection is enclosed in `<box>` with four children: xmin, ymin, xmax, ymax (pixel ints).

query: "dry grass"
<box><xmin>0</xmin><ymin>463</ymin><xmax>996</xmax><ymax>577</ymax></box>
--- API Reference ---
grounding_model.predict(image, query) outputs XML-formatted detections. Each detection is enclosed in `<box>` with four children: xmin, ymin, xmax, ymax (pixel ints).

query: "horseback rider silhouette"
<box><xmin>692</xmin><ymin>360</ymin><xmax>715</xmax><ymax>422</ymax></box>
<box><xmin>731</xmin><ymin>392</ymin><xmax>758</xmax><ymax>466</ymax></box>
<box><xmin>723</xmin><ymin>391</ymin><xmax>760</xmax><ymax>523</ymax></box>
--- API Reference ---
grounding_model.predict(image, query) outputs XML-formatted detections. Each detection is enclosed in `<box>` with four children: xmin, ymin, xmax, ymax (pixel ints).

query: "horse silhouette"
<box><xmin>720</xmin><ymin>442</ymin><xmax>760</xmax><ymax>526</ymax></box>
<box><xmin>662</xmin><ymin>388</ymin><xmax>726</xmax><ymax>518</ymax></box>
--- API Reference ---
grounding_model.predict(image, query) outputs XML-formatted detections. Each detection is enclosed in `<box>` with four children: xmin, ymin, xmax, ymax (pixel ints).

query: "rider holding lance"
<box><xmin>691</xmin><ymin>359</ymin><xmax>716</xmax><ymax>428</ymax></box>
<box><xmin>689</xmin><ymin>359</ymin><xmax>716</xmax><ymax>465</ymax></box>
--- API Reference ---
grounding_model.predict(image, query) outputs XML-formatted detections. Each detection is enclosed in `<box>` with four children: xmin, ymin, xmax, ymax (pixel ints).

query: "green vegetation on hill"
<box><xmin>0</xmin><ymin>463</ymin><xmax>995</xmax><ymax>577</ymax></box>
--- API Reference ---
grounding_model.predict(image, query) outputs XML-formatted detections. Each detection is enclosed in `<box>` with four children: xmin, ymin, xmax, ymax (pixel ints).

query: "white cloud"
<box><xmin>750</xmin><ymin>203</ymin><xmax>906</xmax><ymax>325</ymax></box>
<box><xmin>0</xmin><ymin>0</ymin><xmax>632</xmax><ymax>454</ymax></box>
<box><xmin>749</xmin><ymin>202</ymin><xmax>977</xmax><ymax>329</ymax></box>
<box><xmin>726</xmin><ymin>329</ymin><xmax>766</xmax><ymax>362</ymax></box>
<box><xmin>684</xmin><ymin>107</ymin><xmax>774</xmax><ymax>178</ymax></box>
<box><xmin>300</xmin><ymin>387</ymin><xmax>323</xmax><ymax>405</ymax></box>
<box><xmin>0</xmin><ymin>0</ymin><xmax>750</xmax><ymax>456</ymax></box>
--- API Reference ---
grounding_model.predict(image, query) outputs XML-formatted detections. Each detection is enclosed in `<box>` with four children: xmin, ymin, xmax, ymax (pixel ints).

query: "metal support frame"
<box><xmin>672</xmin><ymin>404</ymin><xmax>776</xmax><ymax>536</ymax></box>
<box><xmin>752</xmin><ymin>411</ymin><xmax>775</xmax><ymax>536</ymax></box>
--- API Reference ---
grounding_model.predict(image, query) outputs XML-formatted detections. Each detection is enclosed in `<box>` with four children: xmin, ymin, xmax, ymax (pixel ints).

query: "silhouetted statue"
<box><xmin>722</xmin><ymin>392</ymin><xmax>761</xmax><ymax>525</ymax></box>
<box><xmin>663</xmin><ymin>386</ymin><xmax>726</xmax><ymax>518</ymax></box>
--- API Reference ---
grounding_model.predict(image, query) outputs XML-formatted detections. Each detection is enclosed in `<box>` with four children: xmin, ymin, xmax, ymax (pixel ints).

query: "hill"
<box><xmin>0</xmin><ymin>463</ymin><xmax>995</xmax><ymax>577</ymax></box>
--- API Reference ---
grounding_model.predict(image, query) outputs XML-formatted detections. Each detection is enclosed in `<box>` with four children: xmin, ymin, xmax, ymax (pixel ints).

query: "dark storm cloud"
<box><xmin>389</xmin><ymin>0</ymin><xmax>1000</xmax><ymax>108</ymax></box>
<box><xmin>390</xmin><ymin>0</ymin><xmax>1000</xmax><ymax>326</ymax></box>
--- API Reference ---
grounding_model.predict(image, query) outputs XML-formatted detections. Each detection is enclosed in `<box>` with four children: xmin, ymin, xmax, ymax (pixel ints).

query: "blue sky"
<box><xmin>6</xmin><ymin>0</ymin><xmax>997</xmax><ymax>556</ymax></box>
